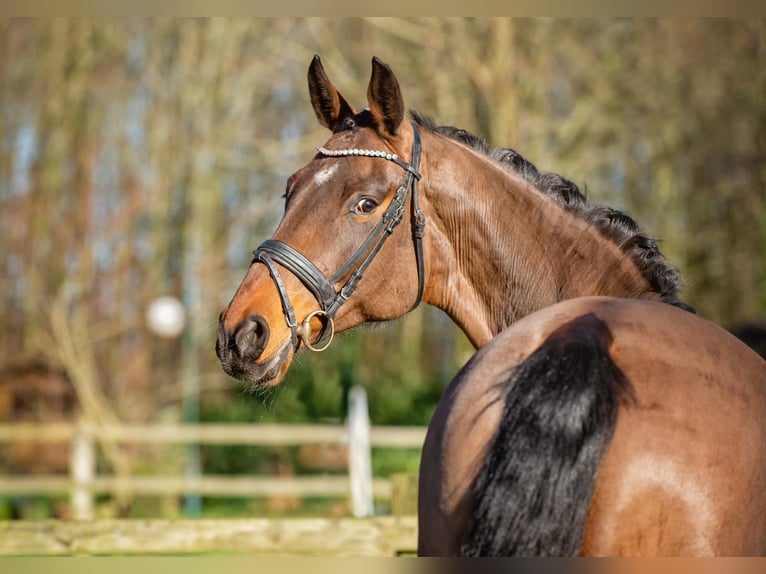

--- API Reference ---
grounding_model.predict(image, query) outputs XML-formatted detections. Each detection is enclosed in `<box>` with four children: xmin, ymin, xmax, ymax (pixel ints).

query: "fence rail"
<box><xmin>0</xmin><ymin>422</ymin><xmax>426</xmax><ymax>446</ymax></box>
<box><xmin>0</xmin><ymin>387</ymin><xmax>427</xmax><ymax>520</ymax></box>
<box><xmin>0</xmin><ymin>475</ymin><xmax>392</xmax><ymax>497</ymax></box>
<box><xmin>0</xmin><ymin>516</ymin><xmax>418</xmax><ymax>556</ymax></box>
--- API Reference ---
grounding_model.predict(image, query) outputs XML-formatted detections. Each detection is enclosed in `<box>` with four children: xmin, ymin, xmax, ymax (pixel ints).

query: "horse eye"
<box><xmin>353</xmin><ymin>198</ymin><xmax>378</xmax><ymax>215</ymax></box>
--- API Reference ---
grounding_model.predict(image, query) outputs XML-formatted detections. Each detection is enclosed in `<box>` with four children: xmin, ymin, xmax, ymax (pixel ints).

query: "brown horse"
<box><xmin>216</xmin><ymin>56</ymin><xmax>766</xmax><ymax>555</ymax></box>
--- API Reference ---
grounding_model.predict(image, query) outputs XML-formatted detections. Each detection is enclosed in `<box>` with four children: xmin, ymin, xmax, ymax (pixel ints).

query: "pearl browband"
<box><xmin>316</xmin><ymin>145</ymin><xmax>398</xmax><ymax>161</ymax></box>
<box><xmin>316</xmin><ymin>145</ymin><xmax>422</xmax><ymax>179</ymax></box>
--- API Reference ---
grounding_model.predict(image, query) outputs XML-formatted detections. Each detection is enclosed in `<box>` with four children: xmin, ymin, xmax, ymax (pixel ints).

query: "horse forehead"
<box><xmin>311</xmin><ymin>162</ymin><xmax>339</xmax><ymax>186</ymax></box>
<box><xmin>292</xmin><ymin>151</ymin><xmax>396</xmax><ymax>192</ymax></box>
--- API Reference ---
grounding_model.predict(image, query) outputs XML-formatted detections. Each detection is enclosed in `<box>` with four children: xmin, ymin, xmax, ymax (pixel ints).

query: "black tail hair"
<box><xmin>461</xmin><ymin>313</ymin><xmax>633</xmax><ymax>556</ymax></box>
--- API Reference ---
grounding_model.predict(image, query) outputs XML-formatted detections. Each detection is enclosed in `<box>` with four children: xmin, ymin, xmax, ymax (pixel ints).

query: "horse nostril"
<box><xmin>233</xmin><ymin>314</ymin><xmax>270</xmax><ymax>360</ymax></box>
<box><xmin>216</xmin><ymin>319</ymin><xmax>226</xmax><ymax>361</ymax></box>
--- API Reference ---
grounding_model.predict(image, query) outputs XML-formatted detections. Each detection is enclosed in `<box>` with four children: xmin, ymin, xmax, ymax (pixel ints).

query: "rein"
<box><xmin>252</xmin><ymin>122</ymin><xmax>424</xmax><ymax>352</ymax></box>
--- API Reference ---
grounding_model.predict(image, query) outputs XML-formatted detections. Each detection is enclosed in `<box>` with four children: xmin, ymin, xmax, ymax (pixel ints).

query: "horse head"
<box><xmin>216</xmin><ymin>56</ymin><xmax>426</xmax><ymax>385</ymax></box>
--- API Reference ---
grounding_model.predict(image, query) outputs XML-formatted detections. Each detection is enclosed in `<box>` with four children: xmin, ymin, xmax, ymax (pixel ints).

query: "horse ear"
<box><xmin>308</xmin><ymin>55</ymin><xmax>355</xmax><ymax>131</ymax></box>
<box><xmin>367</xmin><ymin>57</ymin><xmax>404</xmax><ymax>136</ymax></box>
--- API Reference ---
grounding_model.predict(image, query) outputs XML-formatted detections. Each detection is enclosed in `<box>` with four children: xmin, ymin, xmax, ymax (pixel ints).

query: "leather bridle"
<box><xmin>252</xmin><ymin>122</ymin><xmax>425</xmax><ymax>352</ymax></box>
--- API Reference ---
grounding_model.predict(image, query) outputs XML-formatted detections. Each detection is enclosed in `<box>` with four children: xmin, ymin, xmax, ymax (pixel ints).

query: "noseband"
<box><xmin>252</xmin><ymin>122</ymin><xmax>424</xmax><ymax>352</ymax></box>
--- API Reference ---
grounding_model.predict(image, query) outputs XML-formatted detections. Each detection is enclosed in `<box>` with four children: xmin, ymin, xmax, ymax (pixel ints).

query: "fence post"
<box><xmin>390</xmin><ymin>472</ymin><xmax>419</xmax><ymax>516</ymax></box>
<box><xmin>347</xmin><ymin>385</ymin><xmax>374</xmax><ymax>517</ymax></box>
<box><xmin>71</xmin><ymin>422</ymin><xmax>95</xmax><ymax>520</ymax></box>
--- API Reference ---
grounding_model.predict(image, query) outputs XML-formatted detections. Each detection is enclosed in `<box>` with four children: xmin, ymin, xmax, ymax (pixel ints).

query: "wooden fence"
<box><xmin>0</xmin><ymin>387</ymin><xmax>427</xmax><ymax>522</ymax></box>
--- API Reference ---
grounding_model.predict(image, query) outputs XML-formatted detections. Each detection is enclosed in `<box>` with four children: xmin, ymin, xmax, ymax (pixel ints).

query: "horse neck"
<box><xmin>420</xmin><ymin>133</ymin><xmax>657</xmax><ymax>348</ymax></box>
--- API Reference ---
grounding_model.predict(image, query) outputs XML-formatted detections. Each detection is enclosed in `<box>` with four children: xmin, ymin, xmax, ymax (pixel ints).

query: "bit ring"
<box><xmin>297</xmin><ymin>310</ymin><xmax>335</xmax><ymax>352</ymax></box>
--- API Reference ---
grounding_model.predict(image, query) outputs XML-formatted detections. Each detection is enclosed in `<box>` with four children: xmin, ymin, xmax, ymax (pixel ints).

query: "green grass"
<box><xmin>371</xmin><ymin>448</ymin><xmax>421</xmax><ymax>478</ymax></box>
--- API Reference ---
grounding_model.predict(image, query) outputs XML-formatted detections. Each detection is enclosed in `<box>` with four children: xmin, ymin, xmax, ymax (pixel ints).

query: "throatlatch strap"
<box><xmin>409</xmin><ymin>125</ymin><xmax>425</xmax><ymax>308</ymax></box>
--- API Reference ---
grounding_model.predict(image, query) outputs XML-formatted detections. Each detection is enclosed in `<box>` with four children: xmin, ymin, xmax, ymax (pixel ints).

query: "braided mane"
<box><xmin>410</xmin><ymin>111</ymin><xmax>693</xmax><ymax>312</ymax></box>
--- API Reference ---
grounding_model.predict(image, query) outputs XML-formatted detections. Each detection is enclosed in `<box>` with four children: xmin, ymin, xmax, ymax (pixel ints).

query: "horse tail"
<box><xmin>461</xmin><ymin>313</ymin><xmax>633</xmax><ymax>556</ymax></box>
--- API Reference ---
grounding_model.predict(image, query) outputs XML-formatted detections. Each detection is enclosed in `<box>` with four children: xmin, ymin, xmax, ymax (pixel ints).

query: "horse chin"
<box><xmin>223</xmin><ymin>339</ymin><xmax>295</xmax><ymax>388</ymax></box>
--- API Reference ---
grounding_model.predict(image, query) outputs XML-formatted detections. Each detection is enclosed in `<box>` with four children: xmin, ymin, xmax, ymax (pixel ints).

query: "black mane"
<box><xmin>410</xmin><ymin>111</ymin><xmax>694</xmax><ymax>312</ymax></box>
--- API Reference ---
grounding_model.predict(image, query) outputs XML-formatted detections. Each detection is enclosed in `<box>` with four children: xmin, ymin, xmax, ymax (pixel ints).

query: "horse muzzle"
<box><xmin>216</xmin><ymin>311</ymin><xmax>294</xmax><ymax>386</ymax></box>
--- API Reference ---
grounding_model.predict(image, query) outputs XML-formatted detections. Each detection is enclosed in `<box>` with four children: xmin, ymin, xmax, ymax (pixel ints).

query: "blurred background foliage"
<box><xmin>0</xmin><ymin>19</ymin><xmax>764</xmax><ymax>510</ymax></box>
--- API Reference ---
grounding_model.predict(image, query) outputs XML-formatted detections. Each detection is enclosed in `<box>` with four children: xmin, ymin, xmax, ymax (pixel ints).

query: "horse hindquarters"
<box><xmin>461</xmin><ymin>313</ymin><xmax>632</xmax><ymax>556</ymax></box>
